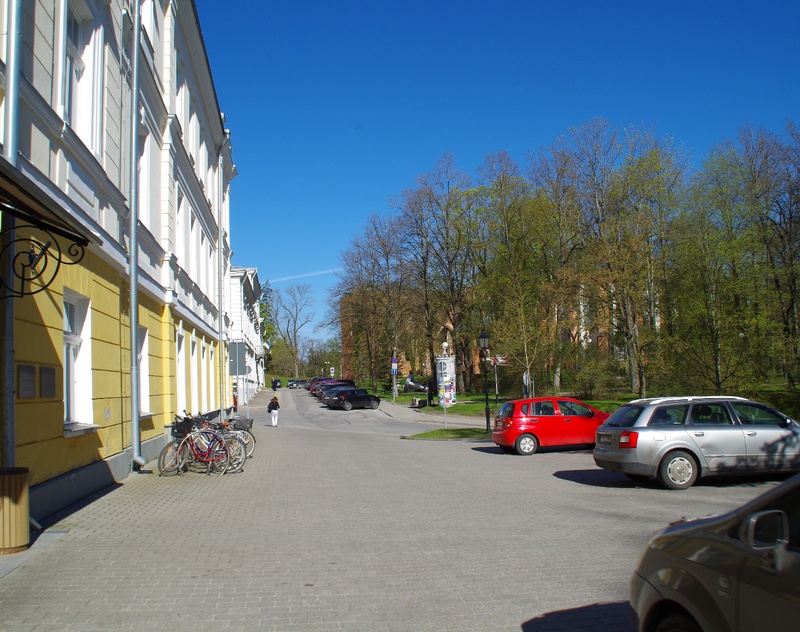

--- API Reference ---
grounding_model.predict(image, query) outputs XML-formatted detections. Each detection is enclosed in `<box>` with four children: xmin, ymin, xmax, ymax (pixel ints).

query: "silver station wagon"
<box><xmin>593</xmin><ymin>396</ymin><xmax>800</xmax><ymax>489</ymax></box>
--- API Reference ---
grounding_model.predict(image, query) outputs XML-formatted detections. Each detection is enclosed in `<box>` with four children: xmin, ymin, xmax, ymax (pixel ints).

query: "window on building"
<box><xmin>138</xmin><ymin>131</ymin><xmax>152</xmax><ymax>229</ymax></box>
<box><xmin>190</xmin><ymin>338</ymin><xmax>198</xmax><ymax>414</ymax></box>
<box><xmin>176</xmin><ymin>189</ymin><xmax>186</xmax><ymax>265</ymax></box>
<box><xmin>176</xmin><ymin>61</ymin><xmax>187</xmax><ymax>130</ymax></box>
<box><xmin>176</xmin><ymin>330</ymin><xmax>186</xmax><ymax>415</ymax></box>
<box><xmin>63</xmin><ymin>290</ymin><xmax>92</xmax><ymax>426</ymax></box>
<box><xmin>209</xmin><ymin>347</ymin><xmax>216</xmax><ymax>410</ymax></box>
<box><xmin>64</xmin><ymin>0</ymin><xmax>103</xmax><ymax>153</ymax></box>
<box><xmin>201</xmin><ymin>343</ymin><xmax>208</xmax><ymax>413</ymax></box>
<box><xmin>138</xmin><ymin>326</ymin><xmax>150</xmax><ymax>413</ymax></box>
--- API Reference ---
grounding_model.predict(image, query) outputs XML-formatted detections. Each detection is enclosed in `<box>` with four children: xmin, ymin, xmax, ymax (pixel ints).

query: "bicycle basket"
<box><xmin>230</xmin><ymin>417</ymin><xmax>253</xmax><ymax>430</ymax></box>
<box><xmin>171</xmin><ymin>418</ymin><xmax>194</xmax><ymax>437</ymax></box>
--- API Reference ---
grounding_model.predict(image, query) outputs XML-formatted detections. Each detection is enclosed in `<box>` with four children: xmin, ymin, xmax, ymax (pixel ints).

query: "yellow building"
<box><xmin>0</xmin><ymin>0</ymin><xmax>239</xmax><ymax>521</ymax></box>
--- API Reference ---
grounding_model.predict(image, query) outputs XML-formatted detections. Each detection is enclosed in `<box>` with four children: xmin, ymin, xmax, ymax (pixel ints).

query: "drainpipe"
<box><xmin>217</xmin><ymin>136</ymin><xmax>229</xmax><ymax>421</ymax></box>
<box><xmin>128</xmin><ymin>0</ymin><xmax>145</xmax><ymax>468</ymax></box>
<box><xmin>0</xmin><ymin>0</ymin><xmax>22</xmax><ymax>467</ymax></box>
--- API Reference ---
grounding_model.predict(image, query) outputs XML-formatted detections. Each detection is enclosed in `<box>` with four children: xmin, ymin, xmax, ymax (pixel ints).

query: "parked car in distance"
<box><xmin>305</xmin><ymin>377</ymin><xmax>330</xmax><ymax>391</ymax></box>
<box><xmin>287</xmin><ymin>379</ymin><xmax>307</xmax><ymax>389</ymax></box>
<box><xmin>492</xmin><ymin>397</ymin><xmax>610</xmax><ymax>455</ymax></box>
<box><xmin>320</xmin><ymin>385</ymin><xmax>353</xmax><ymax>406</ymax></box>
<box><xmin>311</xmin><ymin>379</ymin><xmax>355</xmax><ymax>398</ymax></box>
<box><xmin>594</xmin><ymin>396</ymin><xmax>800</xmax><ymax>490</ymax></box>
<box><xmin>328</xmin><ymin>388</ymin><xmax>381</xmax><ymax>411</ymax></box>
<box><xmin>630</xmin><ymin>471</ymin><xmax>800</xmax><ymax>632</ymax></box>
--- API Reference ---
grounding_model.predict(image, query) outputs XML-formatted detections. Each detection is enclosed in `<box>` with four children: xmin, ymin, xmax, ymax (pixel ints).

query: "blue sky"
<box><xmin>194</xmin><ymin>0</ymin><xmax>800</xmax><ymax>339</ymax></box>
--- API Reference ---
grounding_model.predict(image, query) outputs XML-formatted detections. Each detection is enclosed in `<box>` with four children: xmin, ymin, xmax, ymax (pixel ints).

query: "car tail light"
<box><xmin>619</xmin><ymin>430</ymin><xmax>638</xmax><ymax>448</ymax></box>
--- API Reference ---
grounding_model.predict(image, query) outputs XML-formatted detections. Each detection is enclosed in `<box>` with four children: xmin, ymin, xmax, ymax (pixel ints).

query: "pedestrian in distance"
<box><xmin>268</xmin><ymin>396</ymin><xmax>280</xmax><ymax>427</ymax></box>
<box><xmin>271</xmin><ymin>377</ymin><xmax>278</xmax><ymax>392</ymax></box>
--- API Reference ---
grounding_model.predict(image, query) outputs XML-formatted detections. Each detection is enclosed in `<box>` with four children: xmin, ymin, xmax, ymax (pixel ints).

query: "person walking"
<box><xmin>268</xmin><ymin>396</ymin><xmax>280</xmax><ymax>427</ymax></box>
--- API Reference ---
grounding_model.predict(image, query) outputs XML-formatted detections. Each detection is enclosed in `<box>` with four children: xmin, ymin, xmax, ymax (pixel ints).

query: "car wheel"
<box><xmin>652</xmin><ymin>612</ymin><xmax>702</xmax><ymax>632</ymax></box>
<box><xmin>343</xmin><ymin>401</ymin><xmax>353</xmax><ymax>411</ymax></box>
<box><xmin>514</xmin><ymin>434</ymin><xmax>538</xmax><ymax>455</ymax></box>
<box><xmin>659</xmin><ymin>450</ymin><xmax>698</xmax><ymax>490</ymax></box>
<box><xmin>369</xmin><ymin>400</ymin><xmax>379</xmax><ymax>409</ymax></box>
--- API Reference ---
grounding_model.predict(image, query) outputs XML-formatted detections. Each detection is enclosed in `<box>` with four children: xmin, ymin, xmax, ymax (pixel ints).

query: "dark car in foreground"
<box><xmin>328</xmin><ymin>388</ymin><xmax>380</xmax><ymax>411</ymax></box>
<box><xmin>631</xmin><ymin>472</ymin><xmax>800</xmax><ymax>632</ymax></box>
<box><xmin>492</xmin><ymin>396</ymin><xmax>610</xmax><ymax>455</ymax></box>
<box><xmin>594</xmin><ymin>396</ymin><xmax>800</xmax><ymax>489</ymax></box>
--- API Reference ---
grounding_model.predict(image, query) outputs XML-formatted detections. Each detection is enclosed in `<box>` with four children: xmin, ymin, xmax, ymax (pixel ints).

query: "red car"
<box><xmin>492</xmin><ymin>397</ymin><xmax>610</xmax><ymax>455</ymax></box>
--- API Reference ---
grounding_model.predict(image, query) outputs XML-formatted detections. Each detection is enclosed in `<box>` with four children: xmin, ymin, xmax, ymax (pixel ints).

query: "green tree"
<box><xmin>272</xmin><ymin>284</ymin><xmax>315</xmax><ymax>378</ymax></box>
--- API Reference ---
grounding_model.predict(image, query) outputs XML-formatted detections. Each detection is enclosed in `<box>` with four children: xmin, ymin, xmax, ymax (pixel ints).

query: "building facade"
<box><xmin>0</xmin><ymin>0</ymin><xmax>240</xmax><ymax>520</ymax></box>
<box><xmin>229</xmin><ymin>266</ymin><xmax>264</xmax><ymax>408</ymax></box>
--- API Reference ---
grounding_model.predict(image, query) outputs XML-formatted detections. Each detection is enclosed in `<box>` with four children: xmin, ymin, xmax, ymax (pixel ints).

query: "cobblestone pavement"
<box><xmin>0</xmin><ymin>388</ymin><xmax>783</xmax><ymax>631</ymax></box>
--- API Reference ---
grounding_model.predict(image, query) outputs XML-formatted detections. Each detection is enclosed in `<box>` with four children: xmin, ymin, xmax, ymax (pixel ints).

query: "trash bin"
<box><xmin>0</xmin><ymin>467</ymin><xmax>30</xmax><ymax>554</ymax></box>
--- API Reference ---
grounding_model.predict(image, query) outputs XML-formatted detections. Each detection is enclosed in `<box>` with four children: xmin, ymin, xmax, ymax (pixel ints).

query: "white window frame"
<box><xmin>63</xmin><ymin>290</ymin><xmax>95</xmax><ymax>433</ymax></box>
<box><xmin>190</xmin><ymin>337</ymin><xmax>198</xmax><ymax>415</ymax></box>
<box><xmin>201</xmin><ymin>343</ymin><xmax>208</xmax><ymax>413</ymax></box>
<box><xmin>62</xmin><ymin>0</ymin><xmax>104</xmax><ymax>154</ymax></box>
<box><xmin>176</xmin><ymin>329</ymin><xmax>186</xmax><ymax>415</ymax></box>
<box><xmin>176</xmin><ymin>188</ymin><xmax>186</xmax><ymax>265</ymax></box>
<box><xmin>137</xmin><ymin>325</ymin><xmax>151</xmax><ymax>414</ymax></box>
<box><xmin>209</xmin><ymin>346</ymin><xmax>216</xmax><ymax>410</ymax></box>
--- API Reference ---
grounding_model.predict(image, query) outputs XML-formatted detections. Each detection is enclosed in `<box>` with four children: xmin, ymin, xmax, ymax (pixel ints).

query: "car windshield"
<box><xmin>604</xmin><ymin>404</ymin><xmax>645</xmax><ymax>428</ymax></box>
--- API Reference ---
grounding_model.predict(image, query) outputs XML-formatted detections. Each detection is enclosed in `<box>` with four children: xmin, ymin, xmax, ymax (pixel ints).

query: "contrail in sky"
<box><xmin>269</xmin><ymin>268</ymin><xmax>343</xmax><ymax>283</ymax></box>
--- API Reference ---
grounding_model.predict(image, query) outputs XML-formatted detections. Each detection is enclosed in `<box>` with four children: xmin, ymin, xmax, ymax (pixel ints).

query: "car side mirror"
<box><xmin>743</xmin><ymin>510</ymin><xmax>788</xmax><ymax>549</ymax></box>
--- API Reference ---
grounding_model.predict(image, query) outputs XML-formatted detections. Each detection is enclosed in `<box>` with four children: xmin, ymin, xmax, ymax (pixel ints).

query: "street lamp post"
<box><xmin>478</xmin><ymin>328</ymin><xmax>491</xmax><ymax>434</ymax></box>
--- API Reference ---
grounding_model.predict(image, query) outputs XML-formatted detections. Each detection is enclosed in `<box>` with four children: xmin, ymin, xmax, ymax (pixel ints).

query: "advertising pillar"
<box><xmin>435</xmin><ymin>355</ymin><xmax>456</xmax><ymax>407</ymax></box>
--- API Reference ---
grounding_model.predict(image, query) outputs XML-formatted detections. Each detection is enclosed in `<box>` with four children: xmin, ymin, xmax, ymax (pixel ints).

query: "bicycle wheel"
<box><xmin>201</xmin><ymin>431</ymin><xmax>229</xmax><ymax>475</ymax></box>
<box><xmin>158</xmin><ymin>440</ymin><xmax>183</xmax><ymax>476</ymax></box>
<box><xmin>176</xmin><ymin>435</ymin><xmax>200</xmax><ymax>474</ymax></box>
<box><xmin>239</xmin><ymin>430</ymin><xmax>256</xmax><ymax>457</ymax></box>
<box><xmin>225</xmin><ymin>435</ymin><xmax>247</xmax><ymax>472</ymax></box>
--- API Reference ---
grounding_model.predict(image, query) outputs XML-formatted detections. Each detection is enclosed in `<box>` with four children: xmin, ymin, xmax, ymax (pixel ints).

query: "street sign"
<box><xmin>491</xmin><ymin>355</ymin><xmax>509</xmax><ymax>366</ymax></box>
<box><xmin>330</xmin><ymin>366</ymin><xmax>335</xmax><ymax>377</ymax></box>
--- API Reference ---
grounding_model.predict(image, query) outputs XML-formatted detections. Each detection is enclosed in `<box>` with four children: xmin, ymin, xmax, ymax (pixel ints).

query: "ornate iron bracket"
<box><xmin>0</xmin><ymin>202</ymin><xmax>87</xmax><ymax>299</ymax></box>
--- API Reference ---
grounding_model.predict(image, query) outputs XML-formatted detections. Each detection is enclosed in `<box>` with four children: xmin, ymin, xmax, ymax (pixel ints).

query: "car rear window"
<box><xmin>604</xmin><ymin>404</ymin><xmax>645</xmax><ymax>428</ymax></box>
<box><xmin>497</xmin><ymin>403</ymin><xmax>515</xmax><ymax>419</ymax></box>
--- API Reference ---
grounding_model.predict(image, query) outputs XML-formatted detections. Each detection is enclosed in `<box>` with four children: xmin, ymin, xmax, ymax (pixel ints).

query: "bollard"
<box><xmin>0</xmin><ymin>467</ymin><xmax>30</xmax><ymax>554</ymax></box>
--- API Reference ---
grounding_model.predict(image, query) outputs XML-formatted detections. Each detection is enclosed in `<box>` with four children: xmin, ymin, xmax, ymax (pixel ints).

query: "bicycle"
<box><xmin>202</xmin><ymin>420</ymin><xmax>247</xmax><ymax>472</ymax></box>
<box><xmin>177</xmin><ymin>426</ymin><xmax>230</xmax><ymax>475</ymax></box>
<box><xmin>158</xmin><ymin>415</ymin><xmax>196</xmax><ymax>476</ymax></box>
<box><xmin>158</xmin><ymin>413</ymin><xmax>252</xmax><ymax>476</ymax></box>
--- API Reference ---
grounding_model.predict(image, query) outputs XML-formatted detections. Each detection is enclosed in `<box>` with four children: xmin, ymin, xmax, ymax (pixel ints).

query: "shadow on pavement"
<box><xmin>553</xmin><ymin>468</ymin><xmax>637</xmax><ymax>488</ymax></box>
<box><xmin>555</xmin><ymin>468</ymin><xmax>793</xmax><ymax>490</ymax></box>
<box><xmin>521</xmin><ymin>600</ymin><xmax>634</xmax><ymax>631</ymax></box>
<box><xmin>470</xmin><ymin>446</ymin><xmax>595</xmax><ymax>455</ymax></box>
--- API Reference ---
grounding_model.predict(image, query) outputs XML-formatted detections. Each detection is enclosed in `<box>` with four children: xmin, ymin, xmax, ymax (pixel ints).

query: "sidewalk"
<box><xmin>0</xmin><ymin>382</ymin><xmax>676</xmax><ymax>630</ymax></box>
<box><xmin>378</xmin><ymin>396</ymin><xmax>487</xmax><ymax>427</ymax></box>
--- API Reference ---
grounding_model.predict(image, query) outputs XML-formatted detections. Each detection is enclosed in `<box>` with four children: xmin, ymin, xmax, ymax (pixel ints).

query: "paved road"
<box><xmin>0</xmin><ymin>388</ymin><xmax>784</xmax><ymax>631</ymax></box>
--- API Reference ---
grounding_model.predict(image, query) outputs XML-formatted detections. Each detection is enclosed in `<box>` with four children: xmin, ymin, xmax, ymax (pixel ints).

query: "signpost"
<box><xmin>391</xmin><ymin>357</ymin><xmax>398</xmax><ymax>401</ymax></box>
<box><xmin>490</xmin><ymin>356</ymin><xmax>508</xmax><ymax>403</ymax></box>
